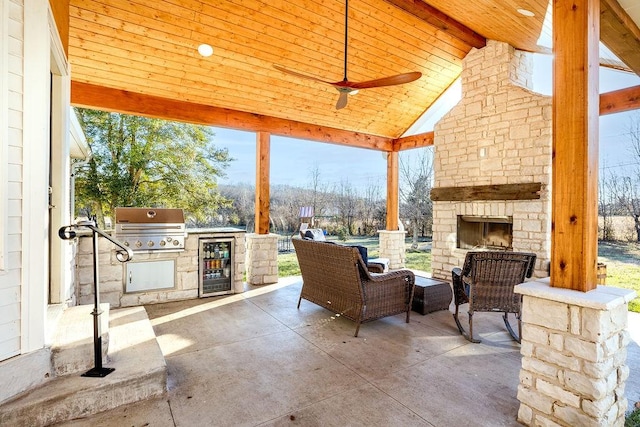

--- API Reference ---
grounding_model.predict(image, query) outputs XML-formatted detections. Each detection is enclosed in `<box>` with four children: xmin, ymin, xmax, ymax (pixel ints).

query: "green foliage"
<box><xmin>335</xmin><ymin>226</ymin><xmax>349</xmax><ymax>241</ymax></box>
<box><xmin>73</xmin><ymin>109</ymin><xmax>232</xmax><ymax>226</ymax></box>
<box><xmin>626</xmin><ymin>407</ymin><xmax>640</xmax><ymax>427</ymax></box>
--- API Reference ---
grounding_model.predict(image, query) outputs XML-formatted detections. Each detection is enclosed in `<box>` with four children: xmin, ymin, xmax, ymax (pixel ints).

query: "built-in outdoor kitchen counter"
<box><xmin>75</xmin><ymin>227</ymin><xmax>246</xmax><ymax>308</ymax></box>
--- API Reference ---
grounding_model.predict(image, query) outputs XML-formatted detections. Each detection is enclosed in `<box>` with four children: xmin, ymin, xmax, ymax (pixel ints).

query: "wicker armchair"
<box><xmin>292</xmin><ymin>238</ymin><xmax>415</xmax><ymax>337</ymax></box>
<box><xmin>452</xmin><ymin>251</ymin><xmax>536</xmax><ymax>343</ymax></box>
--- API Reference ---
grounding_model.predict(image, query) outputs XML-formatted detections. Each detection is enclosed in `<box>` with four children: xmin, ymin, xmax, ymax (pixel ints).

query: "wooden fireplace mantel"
<box><xmin>430</xmin><ymin>182</ymin><xmax>542</xmax><ymax>201</ymax></box>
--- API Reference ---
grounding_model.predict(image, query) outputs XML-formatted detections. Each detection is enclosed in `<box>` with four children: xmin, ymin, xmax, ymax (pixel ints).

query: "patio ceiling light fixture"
<box><xmin>517</xmin><ymin>8</ymin><xmax>535</xmax><ymax>17</ymax></box>
<box><xmin>197</xmin><ymin>43</ymin><xmax>214</xmax><ymax>57</ymax></box>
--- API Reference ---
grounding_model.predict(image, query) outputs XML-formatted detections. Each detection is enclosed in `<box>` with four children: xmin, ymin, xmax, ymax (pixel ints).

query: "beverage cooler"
<box><xmin>199</xmin><ymin>238</ymin><xmax>234</xmax><ymax>297</ymax></box>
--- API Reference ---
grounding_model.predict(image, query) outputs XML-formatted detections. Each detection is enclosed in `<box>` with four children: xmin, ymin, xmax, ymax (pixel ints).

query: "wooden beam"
<box><xmin>600</xmin><ymin>85</ymin><xmax>640</xmax><ymax>115</ymax></box>
<box><xmin>70</xmin><ymin>82</ymin><xmax>393</xmax><ymax>151</ymax></box>
<box><xmin>392</xmin><ymin>131</ymin><xmax>434</xmax><ymax>151</ymax></box>
<box><xmin>430</xmin><ymin>183</ymin><xmax>542</xmax><ymax>202</ymax></box>
<box><xmin>383</xmin><ymin>0</ymin><xmax>486</xmax><ymax>49</ymax></box>
<box><xmin>600</xmin><ymin>0</ymin><xmax>640</xmax><ymax>76</ymax></box>
<box><xmin>551</xmin><ymin>0</ymin><xmax>600</xmax><ymax>292</ymax></box>
<box><xmin>386</xmin><ymin>152</ymin><xmax>399</xmax><ymax>230</ymax></box>
<box><xmin>49</xmin><ymin>0</ymin><xmax>69</xmax><ymax>56</ymax></box>
<box><xmin>255</xmin><ymin>132</ymin><xmax>270</xmax><ymax>235</ymax></box>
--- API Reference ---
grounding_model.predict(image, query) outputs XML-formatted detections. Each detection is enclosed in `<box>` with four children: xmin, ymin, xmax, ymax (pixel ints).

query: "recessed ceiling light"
<box><xmin>517</xmin><ymin>8</ymin><xmax>535</xmax><ymax>17</ymax></box>
<box><xmin>197</xmin><ymin>44</ymin><xmax>214</xmax><ymax>57</ymax></box>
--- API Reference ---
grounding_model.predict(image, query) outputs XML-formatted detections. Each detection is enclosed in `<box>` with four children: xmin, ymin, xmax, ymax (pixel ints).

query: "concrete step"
<box><xmin>51</xmin><ymin>303</ymin><xmax>110</xmax><ymax>376</ymax></box>
<box><xmin>0</xmin><ymin>306</ymin><xmax>167</xmax><ymax>427</ymax></box>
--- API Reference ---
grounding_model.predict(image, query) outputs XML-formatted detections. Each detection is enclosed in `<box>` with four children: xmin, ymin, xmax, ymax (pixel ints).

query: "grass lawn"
<box><xmin>278</xmin><ymin>237</ymin><xmax>639</xmax><ymax>312</ymax></box>
<box><xmin>598</xmin><ymin>241</ymin><xmax>640</xmax><ymax>312</ymax></box>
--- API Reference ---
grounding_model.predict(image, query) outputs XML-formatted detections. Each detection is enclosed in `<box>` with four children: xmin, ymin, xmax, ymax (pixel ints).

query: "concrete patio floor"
<box><xmin>56</xmin><ymin>275</ymin><xmax>640</xmax><ymax>427</ymax></box>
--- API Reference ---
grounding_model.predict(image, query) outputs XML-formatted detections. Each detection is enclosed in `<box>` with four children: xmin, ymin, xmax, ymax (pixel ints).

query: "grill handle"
<box><xmin>117</xmin><ymin>224</ymin><xmax>184</xmax><ymax>231</ymax></box>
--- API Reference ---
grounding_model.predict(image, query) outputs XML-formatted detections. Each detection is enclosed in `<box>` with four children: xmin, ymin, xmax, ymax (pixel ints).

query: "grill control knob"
<box><xmin>123</xmin><ymin>241</ymin><xmax>130</xmax><ymax>247</ymax></box>
<box><xmin>147</xmin><ymin>241</ymin><xmax>154</xmax><ymax>247</ymax></box>
<box><xmin>135</xmin><ymin>241</ymin><xmax>142</xmax><ymax>248</ymax></box>
<box><xmin>159</xmin><ymin>240</ymin><xmax>166</xmax><ymax>247</ymax></box>
<box><xmin>173</xmin><ymin>240</ymin><xmax>180</xmax><ymax>246</ymax></box>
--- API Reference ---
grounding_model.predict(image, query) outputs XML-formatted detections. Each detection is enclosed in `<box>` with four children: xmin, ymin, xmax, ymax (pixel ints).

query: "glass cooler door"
<box><xmin>199</xmin><ymin>238</ymin><xmax>234</xmax><ymax>297</ymax></box>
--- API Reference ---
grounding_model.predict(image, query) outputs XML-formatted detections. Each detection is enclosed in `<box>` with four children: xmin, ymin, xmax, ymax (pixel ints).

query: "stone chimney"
<box><xmin>431</xmin><ymin>40</ymin><xmax>552</xmax><ymax>279</ymax></box>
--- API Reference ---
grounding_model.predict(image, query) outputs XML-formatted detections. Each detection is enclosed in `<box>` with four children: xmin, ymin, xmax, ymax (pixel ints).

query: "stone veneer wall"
<box><xmin>245</xmin><ymin>233</ymin><xmax>279</xmax><ymax>285</ymax></box>
<box><xmin>431</xmin><ymin>40</ymin><xmax>552</xmax><ymax>280</ymax></box>
<box><xmin>76</xmin><ymin>230</ymin><xmax>246</xmax><ymax>307</ymax></box>
<box><xmin>378</xmin><ymin>231</ymin><xmax>407</xmax><ymax>269</ymax></box>
<box><xmin>515</xmin><ymin>280</ymin><xmax>636</xmax><ymax>426</ymax></box>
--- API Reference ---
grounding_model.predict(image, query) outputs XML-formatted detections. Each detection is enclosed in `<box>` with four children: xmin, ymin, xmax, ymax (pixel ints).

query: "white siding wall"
<box><xmin>0</xmin><ymin>0</ymin><xmax>74</xmax><ymax>403</ymax></box>
<box><xmin>0</xmin><ymin>0</ymin><xmax>25</xmax><ymax>361</ymax></box>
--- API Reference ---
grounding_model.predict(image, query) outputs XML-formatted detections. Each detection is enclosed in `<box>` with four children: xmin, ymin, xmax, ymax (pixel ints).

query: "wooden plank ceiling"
<box><xmin>68</xmin><ymin>0</ymin><xmax>640</xmax><ymax>141</ymax></box>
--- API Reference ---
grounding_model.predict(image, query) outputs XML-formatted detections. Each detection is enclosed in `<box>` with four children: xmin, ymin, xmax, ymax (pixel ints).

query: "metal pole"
<box><xmin>82</xmin><ymin>221</ymin><xmax>115</xmax><ymax>377</ymax></box>
<box><xmin>58</xmin><ymin>221</ymin><xmax>132</xmax><ymax>378</ymax></box>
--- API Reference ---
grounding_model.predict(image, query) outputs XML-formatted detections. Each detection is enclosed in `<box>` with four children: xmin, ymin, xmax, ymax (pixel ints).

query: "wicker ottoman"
<box><xmin>412</xmin><ymin>276</ymin><xmax>453</xmax><ymax>315</ymax></box>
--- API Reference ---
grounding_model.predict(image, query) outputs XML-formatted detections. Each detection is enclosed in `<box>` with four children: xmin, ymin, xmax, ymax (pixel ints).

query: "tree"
<box><xmin>608</xmin><ymin>116</ymin><xmax>640</xmax><ymax>242</ymax></box>
<box><xmin>598</xmin><ymin>161</ymin><xmax>615</xmax><ymax>241</ymax></box>
<box><xmin>358</xmin><ymin>182</ymin><xmax>384</xmax><ymax>235</ymax></box>
<box><xmin>333</xmin><ymin>180</ymin><xmax>358</xmax><ymax>235</ymax></box>
<box><xmin>74</xmin><ymin>109</ymin><xmax>232</xmax><ymax>227</ymax></box>
<box><xmin>399</xmin><ymin>148</ymin><xmax>434</xmax><ymax>249</ymax></box>
<box><xmin>306</xmin><ymin>165</ymin><xmax>329</xmax><ymax>226</ymax></box>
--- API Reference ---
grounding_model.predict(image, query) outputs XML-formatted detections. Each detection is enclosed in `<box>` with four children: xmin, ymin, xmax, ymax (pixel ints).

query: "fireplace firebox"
<box><xmin>457</xmin><ymin>215</ymin><xmax>513</xmax><ymax>250</ymax></box>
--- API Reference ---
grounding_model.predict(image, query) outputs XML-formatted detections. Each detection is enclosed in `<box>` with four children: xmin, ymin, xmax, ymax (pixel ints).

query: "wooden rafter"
<box><xmin>393</xmin><ymin>131</ymin><xmax>434</xmax><ymax>151</ymax></box>
<box><xmin>600</xmin><ymin>85</ymin><xmax>640</xmax><ymax>115</ymax></box>
<box><xmin>71</xmin><ymin>82</ymin><xmax>393</xmax><ymax>152</ymax></box>
<box><xmin>383</xmin><ymin>0</ymin><xmax>486</xmax><ymax>49</ymax></box>
<box><xmin>600</xmin><ymin>0</ymin><xmax>640</xmax><ymax>76</ymax></box>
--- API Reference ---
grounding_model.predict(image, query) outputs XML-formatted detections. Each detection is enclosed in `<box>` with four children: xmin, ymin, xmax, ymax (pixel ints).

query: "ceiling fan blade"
<box><xmin>336</xmin><ymin>92</ymin><xmax>349</xmax><ymax>110</ymax></box>
<box><xmin>275</xmin><ymin>1</ymin><xmax>422</xmax><ymax>111</ymax></box>
<box><xmin>348</xmin><ymin>71</ymin><xmax>423</xmax><ymax>89</ymax></box>
<box><xmin>273</xmin><ymin>65</ymin><xmax>334</xmax><ymax>85</ymax></box>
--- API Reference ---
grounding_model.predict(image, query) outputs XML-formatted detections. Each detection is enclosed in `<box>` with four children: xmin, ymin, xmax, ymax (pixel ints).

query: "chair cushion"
<box><xmin>350</xmin><ymin>245</ymin><xmax>368</xmax><ymax>265</ymax></box>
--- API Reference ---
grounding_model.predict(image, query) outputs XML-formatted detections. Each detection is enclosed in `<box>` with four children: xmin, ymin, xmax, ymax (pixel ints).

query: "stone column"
<box><xmin>515</xmin><ymin>279</ymin><xmax>636</xmax><ymax>426</ymax></box>
<box><xmin>378</xmin><ymin>230</ymin><xmax>406</xmax><ymax>270</ymax></box>
<box><xmin>245</xmin><ymin>233</ymin><xmax>278</xmax><ymax>285</ymax></box>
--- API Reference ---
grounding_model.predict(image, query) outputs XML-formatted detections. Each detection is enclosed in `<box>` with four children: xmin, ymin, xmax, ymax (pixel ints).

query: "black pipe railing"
<box><xmin>58</xmin><ymin>220</ymin><xmax>134</xmax><ymax>377</ymax></box>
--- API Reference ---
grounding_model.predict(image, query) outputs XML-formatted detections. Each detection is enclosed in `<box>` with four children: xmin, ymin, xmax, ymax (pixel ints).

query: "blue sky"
<box><xmin>215</xmin><ymin>55</ymin><xmax>640</xmax><ymax>191</ymax></box>
<box><xmin>214</xmin><ymin>129</ymin><xmax>389</xmax><ymax>191</ymax></box>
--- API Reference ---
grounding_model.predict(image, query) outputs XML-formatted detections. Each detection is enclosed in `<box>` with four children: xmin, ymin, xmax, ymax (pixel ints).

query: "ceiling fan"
<box><xmin>273</xmin><ymin>0</ymin><xmax>422</xmax><ymax>110</ymax></box>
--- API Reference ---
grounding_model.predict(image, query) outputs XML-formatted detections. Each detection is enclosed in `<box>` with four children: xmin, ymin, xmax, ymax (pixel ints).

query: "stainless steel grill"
<box><xmin>114</xmin><ymin>207</ymin><xmax>185</xmax><ymax>252</ymax></box>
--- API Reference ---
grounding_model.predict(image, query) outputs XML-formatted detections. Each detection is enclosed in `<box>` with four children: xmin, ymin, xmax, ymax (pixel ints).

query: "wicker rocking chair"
<box><xmin>452</xmin><ymin>251</ymin><xmax>536</xmax><ymax>343</ymax></box>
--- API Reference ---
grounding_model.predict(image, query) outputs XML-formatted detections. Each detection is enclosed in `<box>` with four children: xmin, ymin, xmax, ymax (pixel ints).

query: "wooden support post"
<box><xmin>551</xmin><ymin>0</ymin><xmax>599</xmax><ymax>291</ymax></box>
<box><xmin>255</xmin><ymin>132</ymin><xmax>270</xmax><ymax>235</ymax></box>
<box><xmin>386</xmin><ymin>151</ymin><xmax>399</xmax><ymax>230</ymax></box>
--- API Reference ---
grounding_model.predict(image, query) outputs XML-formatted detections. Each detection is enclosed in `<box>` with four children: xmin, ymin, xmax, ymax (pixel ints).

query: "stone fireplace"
<box><xmin>431</xmin><ymin>40</ymin><xmax>552</xmax><ymax>280</ymax></box>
